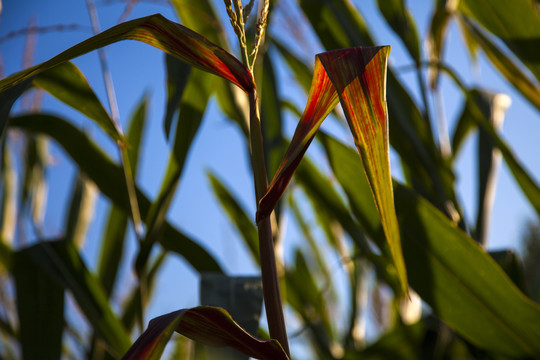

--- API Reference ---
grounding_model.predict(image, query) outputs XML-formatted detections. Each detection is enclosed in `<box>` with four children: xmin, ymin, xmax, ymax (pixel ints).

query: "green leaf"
<box><xmin>294</xmin><ymin>155</ymin><xmax>401</xmax><ymax>293</ymax></box>
<box><xmin>396</xmin><ymin>184</ymin><xmax>540</xmax><ymax>358</ymax></box>
<box><xmin>19</xmin><ymin>239</ymin><xmax>131</xmax><ymax>358</ymax></box>
<box><xmin>9</xmin><ymin>114</ymin><xmax>223</xmax><ymax>274</ymax></box>
<box><xmin>299</xmin><ymin>0</ymin><xmax>457</xmax><ymax>218</ymax></box>
<box><xmin>0</xmin><ymin>14</ymin><xmax>253</xmax><ymax>94</ymax></box>
<box><xmin>33</xmin><ymin>61</ymin><xmax>121</xmax><ymax>141</ymax></box>
<box><xmin>164</xmin><ymin>54</ymin><xmax>191</xmax><ymax>139</ymax></box>
<box><xmin>458</xmin><ymin>0</ymin><xmax>540</xmax><ymax>83</ymax></box>
<box><xmin>344</xmin><ymin>321</ymin><xmax>425</xmax><ymax>359</ymax></box>
<box><xmin>64</xmin><ymin>173</ymin><xmax>98</xmax><ymax>248</ymax></box>
<box><xmin>489</xmin><ymin>250</ymin><xmax>527</xmax><ymax>294</ymax></box>
<box><xmin>122</xmin><ymin>307</ymin><xmax>289</xmax><ymax>360</ymax></box>
<box><xmin>377</xmin><ymin>0</ymin><xmax>421</xmax><ymax>63</ymax></box>
<box><xmin>14</xmin><ymin>247</ymin><xmax>64</xmax><ymax>360</ymax></box>
<box><xmin>207</xmin><ymin>172</ymin><xmax>259</xmax><ymax>265</ymax></box>
<box><xmin>285</xmin><ymin>250</ymin><xmax>335</xmax><ymax>358</ymax></box>
<box><xmin>458</xmin><ymin>17</ymin><xmax>540</xmax><ymax>112</ymax></box>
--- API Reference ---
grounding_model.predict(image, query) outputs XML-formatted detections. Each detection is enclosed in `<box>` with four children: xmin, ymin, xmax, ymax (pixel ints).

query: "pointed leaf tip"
<box><xmin>257</xmin><ymin>45</ymin><xmax>407</xmax><ymax>294</ymax></box>
<box><xmin>257</xmin><ymin>57</ymin><xmax>340</xmax><ymax>221</ymax></box>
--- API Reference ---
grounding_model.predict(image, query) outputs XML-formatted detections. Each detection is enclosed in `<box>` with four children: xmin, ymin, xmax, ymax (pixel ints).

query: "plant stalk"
<box><xmin>248</xmin><ymin>90</ymin><xmax>290</xmax><ymax>355</ymax></box>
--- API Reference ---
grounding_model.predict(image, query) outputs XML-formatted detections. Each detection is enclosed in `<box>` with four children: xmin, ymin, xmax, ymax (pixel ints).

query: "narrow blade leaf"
<box><xmin>33</xmin><ymin>61</ymin><xmax>121</xmax><ymax>141</ymax></box>
<box><xmin>259</xmin><ymin>46</ymin><xmax>407</xmax><ymax>293</ymax></box>
<box><xmin>122</xmin><ymin>307</ymin><xmax>289</xmax><ymax>360</ymax></box>
<box><xmin>0</xmin><ymin>14</ymin><xmax>253</xmax><ymax>94</ymax></box>
<box><xmin>257</xmin><ymin>57</ymin><xmax>339</xmax><ymax>220</ymax></box>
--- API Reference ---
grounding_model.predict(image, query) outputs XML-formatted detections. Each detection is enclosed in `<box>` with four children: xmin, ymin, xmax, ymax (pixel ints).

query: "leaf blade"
<box><xmin>0</xmin><ymin>14</ymin><xmax>253</xmax><ymax>94</ymax></box>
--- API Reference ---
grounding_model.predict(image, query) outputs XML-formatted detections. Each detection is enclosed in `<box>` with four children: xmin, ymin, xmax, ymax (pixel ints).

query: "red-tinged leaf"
<box><xmin>256</xmin><ymin>58</ymin><xmax>339</xmax><ymax>221</ymax></box>
<box><xmin>318</xmin><ymin>46</ymin><xmax>406</xmax><ymax>294</ymax></box>
<box><xmin>0</xmin><ymin>14</ymin><xmax>253</xmax><ymax>94</ymax></box>
<box><xmin>257</xmin><ymin>46</ymin><xmax>407</xmax><ymax>294</ymax></box>
<box><xmin>122</xmin><ymin>306</ymin><xmax>289</xmax><ymax>360</ymax></box>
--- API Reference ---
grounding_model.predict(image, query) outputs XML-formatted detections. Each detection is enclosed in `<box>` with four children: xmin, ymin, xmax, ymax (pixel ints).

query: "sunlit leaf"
<box><xmin>257</xmin><ymin>56</ymin><xmax>339</xmax><ymax>220</ymax></box>
<box><xmin>299</xmin><ymin>0</ymin><xmax>458</xmax><ymax>218</ymax></box>
<box><xmin>258</xmin><ymin>46</ymin><xmax>407</xmax><ymax>294</ymax></box>
<box><xmin>122</xmin><ymin>307</ymin><xmax>289</xmax><ymax>360</ymax></box>
<box><xmin>0</xmin><ymin>14</ymin><xmax>253</xmax><ymax>94</ymax></box>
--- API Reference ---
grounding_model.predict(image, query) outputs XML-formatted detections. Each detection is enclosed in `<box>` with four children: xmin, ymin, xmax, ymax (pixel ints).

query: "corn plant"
<box><xmin>1</xmin><ymin>0</ymin><xmax>540</xmax><ymax>359</ymax></box>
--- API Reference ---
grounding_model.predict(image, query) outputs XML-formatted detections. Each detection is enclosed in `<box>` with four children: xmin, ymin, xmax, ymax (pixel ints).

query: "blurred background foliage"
<box><xmin>1</xmin><ymin>0</ymin><xmax>540</xmax><ymax>359</ymax></box>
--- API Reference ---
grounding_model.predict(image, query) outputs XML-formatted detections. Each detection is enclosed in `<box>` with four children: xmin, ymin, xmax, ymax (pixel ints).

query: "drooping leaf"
<box><xmin>9</xmin><ymin>114</ymin><xmax>223</xmax><ymax>274</ymax></box>
<box><xmin>256</xmin><ymin>55</ymin><xmax>339</xmax><ymax>220</ymax></box>
<box><xmin>458</xmin><ymin>17</ymin><xmax>540</xmax><ymax>112</ymax></box>
<box><xmin>14</xmin><ymin>247</ymin><xmax>64</xmax><ymax>360</ymax></box>
<box><xmin>0</xmin><ymin>78</ymin><xmax>32</xmax><ymax>138</ymax></box>
<box><xmin>122</xmin><ymin>307</ymin><xmax>289</xmax><ymax>360</ymax></box>
<box><xmin>258</xmin><ymin>46</ymin><xmax>407</xmax><ymax>294</ymax></box>
<box><xmin>318</xmin><ymin>47</ymin><xmax>406</xmax><ymax>294</ymax></box>
<box><xmin>19</xmin><ymin>239</ymin><xmax>131</xmax><ymax>358</ymax></box>
<box><xmin>396</xmin><ymin>184</ymin><xmax>540</xmax><ymax>358</ymax></box>
<box><xmin>33</xmin><ymin>61</ymin><xmax>121</xmax><ymax>141</ymax></box>
<box><xmin>298</xmin><ymin>0</ymin><xmax>458</xmax><ymax>218</ymax></box>
<box><xmin>458</xmin><ymin>0</ymin><xmax>540</xmax><ymax>83</ymax></box>
<box><xmin>0</xmin><ymin>14</ymin><xmax>254</xmax><ymax>94</ymax></box>
<box><xmin>199</xmin><ymin>274</ymin><xmax>263</xmax><ymax>360</ymax></box>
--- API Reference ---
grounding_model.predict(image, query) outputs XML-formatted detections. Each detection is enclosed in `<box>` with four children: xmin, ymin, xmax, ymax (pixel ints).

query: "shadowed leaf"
<box><xmin>9</xmin><ymin>114</ymin><xmax>223</xmax><ymax>274</ymax></box>
<box><xmin>122</xmin><ymin>307</ymin><xmax>288</xmax><ymax>360</ymax></box>
<box><xmin>33</xmin><ymin>61</ymin><xmax>121</xmax><ymax>140</ymax></box>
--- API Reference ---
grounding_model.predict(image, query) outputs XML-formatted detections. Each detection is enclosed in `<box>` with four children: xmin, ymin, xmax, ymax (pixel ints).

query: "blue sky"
<box><xmin>1</xmin><ymin>0</ymin><xmax>539</xmax><ymax>354</ymax></box>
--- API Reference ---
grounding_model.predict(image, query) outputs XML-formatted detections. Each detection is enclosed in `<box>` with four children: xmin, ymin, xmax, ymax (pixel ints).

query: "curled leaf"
<box><xmin>258</xmin><ymin>46</ymin><xmax>407</xmax><ymax>294</ymax></box>
<box><xmin>256</xmin><ymin>57</ymin><xmax>339</xmax><ymax>220</ymax></box>
<box><xmin>122</xmin><ymin>306</ymin><xmax>288</xmax><ymax>360</ymax></box>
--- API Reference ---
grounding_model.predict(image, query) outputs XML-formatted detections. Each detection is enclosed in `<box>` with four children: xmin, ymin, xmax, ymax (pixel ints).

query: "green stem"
<box><xmin>248</xmin><ymin>90</ymin><xmax>290</xmax><ymax>355</ymax></box>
